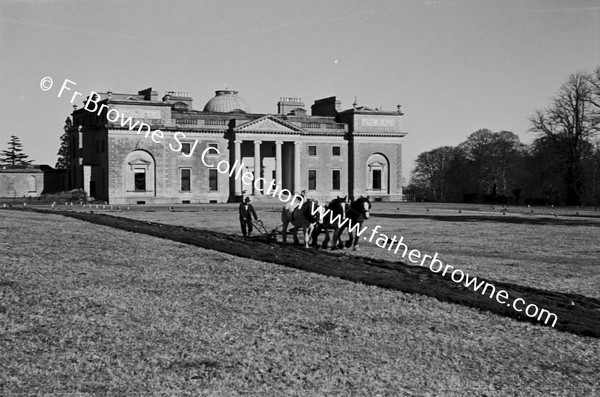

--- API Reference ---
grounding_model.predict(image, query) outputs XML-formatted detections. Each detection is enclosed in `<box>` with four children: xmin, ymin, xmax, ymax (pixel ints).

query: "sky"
<box><xmin>1</xmin><ymin>0</ymin><xmax>599</xmax><ymax>182</ymax></box>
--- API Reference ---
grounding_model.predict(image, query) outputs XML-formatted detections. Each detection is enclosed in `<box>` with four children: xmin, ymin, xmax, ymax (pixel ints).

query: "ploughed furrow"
<box><xmin>36</xmin><ymin>208</ymin><xmax>600</xmax><ymax>338</ymax></box>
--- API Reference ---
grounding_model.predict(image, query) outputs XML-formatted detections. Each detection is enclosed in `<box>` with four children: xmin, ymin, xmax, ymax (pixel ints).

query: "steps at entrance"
<box><xmin>242</xmin><ymin>193</ymin><xmax>333</xmax><ymax>205</ymax></box>
<box><xmin>243</xmin><ymin>194</ymin><xmax>286</xmax><ymax>205</ymax></box>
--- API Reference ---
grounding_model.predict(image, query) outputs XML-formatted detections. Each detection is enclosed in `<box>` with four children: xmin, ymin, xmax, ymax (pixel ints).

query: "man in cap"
<box><xmin>239</xmin><ymin>196</ymin><xmax>258</xmax><ymax>237</ymax></box>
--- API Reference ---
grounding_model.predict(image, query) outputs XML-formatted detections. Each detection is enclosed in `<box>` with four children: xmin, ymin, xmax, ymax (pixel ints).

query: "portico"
<box><xmin>232</xmin><ymin>116</ymin><xmax>304</xmax><ymax>200</ymax></box>
<box><xmin>232</xmin><ymin>138</ymin><xmax>301</xmax><ymax>199</ymax></box>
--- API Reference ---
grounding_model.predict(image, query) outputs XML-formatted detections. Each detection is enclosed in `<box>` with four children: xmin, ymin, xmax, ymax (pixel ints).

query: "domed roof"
<box><xmin>203</xmin><ymin>89</ymin><xmax>250</xmax><ymax>113</ymax></box>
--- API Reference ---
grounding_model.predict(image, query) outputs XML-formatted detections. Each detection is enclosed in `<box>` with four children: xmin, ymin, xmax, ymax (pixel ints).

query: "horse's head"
<box><xmin>353</xmin><ymin>196</ymin><xmax>371</xmax><ymax>219</ymax></box>
<box><xmin>339</xmin><ymin>195</ymin><xmax>348</xmax><ymax>214</ymax></box>
<box><xmin>328</xmin><ymin>195</ymin><xmax>348</xmax><ymax>216</ymax></box>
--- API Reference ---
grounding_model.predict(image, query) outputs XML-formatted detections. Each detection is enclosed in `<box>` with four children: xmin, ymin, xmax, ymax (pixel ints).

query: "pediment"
<box><xmin>235</xmin><ymin>115</ymin><xmax>302</xmax><ymax>134</ymax></box>
<box><xmin>128</xmin><ymin>157</ymin><xmax>152</xmax><ymax>166</ymax></box>
<box><xmin>172</xmin><ymin>102</ymin><xmax>189</xmax><ymax>110</ymax></box>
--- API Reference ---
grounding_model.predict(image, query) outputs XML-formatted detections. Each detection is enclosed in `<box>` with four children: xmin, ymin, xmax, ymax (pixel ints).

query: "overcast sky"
<box><xmin>1</xmin><ymin>0</ymin><xmax>599</xmax><ymax>181</ymax></box>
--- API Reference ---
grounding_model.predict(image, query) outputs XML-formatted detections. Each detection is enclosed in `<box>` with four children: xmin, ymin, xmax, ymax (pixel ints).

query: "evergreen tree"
<box><xmin>0</xmin><ymin>135</ymin><xmax>33</xmax><ymax>166</ymax></box>
<box><xmin>55</xmin><ymin>118</ymin><xmax>73</xmax><ymax>170</ymax></box>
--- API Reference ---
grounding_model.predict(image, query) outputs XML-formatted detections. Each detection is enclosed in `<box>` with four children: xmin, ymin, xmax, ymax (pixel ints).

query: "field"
<box><xmin>1</xmin><ymin>202</ymin><xmax>599</xmax><ymax>396</ymax></box>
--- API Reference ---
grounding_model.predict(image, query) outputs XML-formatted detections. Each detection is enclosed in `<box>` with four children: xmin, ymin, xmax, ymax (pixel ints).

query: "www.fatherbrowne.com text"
<box><xmin>309</xmin><ymin>202</ymin><xmax>558</xmax><ymax>328</ymax></box>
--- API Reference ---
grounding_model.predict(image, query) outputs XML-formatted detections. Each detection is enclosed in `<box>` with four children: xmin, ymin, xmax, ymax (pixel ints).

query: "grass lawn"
<box><xmin>1</xmin><ymin>208</ymin><xmax>599</xmax><ymax>395</ymax></box>
<box><xmin>107</xmin><ymin>201</ymin><xmax>600</xmax><ymax>299</ymax></box>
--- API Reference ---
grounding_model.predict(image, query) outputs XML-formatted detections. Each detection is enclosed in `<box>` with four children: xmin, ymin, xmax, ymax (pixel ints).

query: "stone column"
<box><xmin>234</xmin><ymin>139</ymin><xmax>242</xmax><ymax>196</ymax></box>
<box><xmin>253</xmin><ymin>140</ymin><xmax>262</xmax><ymax>194</ymax></box>
<box><xmin>83</xmin><ymin>165</ymin><xmax>92</xmax><ymax>200</ymax></box>
<box><xmin>275</xmin><ymin>141</ymin><xmax>283</xmax><ymax>189</ymax></box>
<box><xmin>294</xmin><ymin>142</ymin><xmax>301</xmax><ymax>193</ymax></box>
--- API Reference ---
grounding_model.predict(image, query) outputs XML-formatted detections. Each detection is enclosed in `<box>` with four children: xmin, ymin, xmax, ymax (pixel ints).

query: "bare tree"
<box><xmin>529</xmin><ymin>72</ymin><xmax>600</xmax><ymax>205</ymax></box>
<box><xmin>410</xmin><ymin>146</ymin><xmax>462</xmax><ymax>201</ymax></box>
<box><xmin>459</xmin><ymin>129</ymin><xmax>524</xmax><ymax>197</ymax></box>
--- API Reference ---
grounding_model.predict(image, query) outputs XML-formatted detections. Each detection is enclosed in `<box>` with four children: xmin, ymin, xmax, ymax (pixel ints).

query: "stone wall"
<box><xmin>107</xmin><ymin>129</ymin><xmax>231</xmax><ymax>204</ymax></box>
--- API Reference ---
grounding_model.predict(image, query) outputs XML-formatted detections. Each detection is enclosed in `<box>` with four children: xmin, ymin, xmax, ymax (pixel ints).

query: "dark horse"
<box><xmin>341</xmin><ymin>196</ymin><xmax>371</xmax><ymax>251</ymax></box>
<box><xmin>311</xmin><ymin>196</ymin><xmax>348</xmax><ymax>249</ymax></box>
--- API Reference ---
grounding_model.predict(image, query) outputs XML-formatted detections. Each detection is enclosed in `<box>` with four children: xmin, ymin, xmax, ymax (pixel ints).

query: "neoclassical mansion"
<box><xmin>66</xmin><ymin>87</ymin><xmax>407</xmax><ymax>204</ymax></box>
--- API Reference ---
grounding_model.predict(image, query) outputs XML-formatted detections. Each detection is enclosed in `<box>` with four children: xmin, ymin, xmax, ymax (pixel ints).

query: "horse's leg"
<box><xmin>311</xmin><ymin>224</ymin><xmax>322</xmax><ymax>248</ymax></box>
<box><xmin>345</xmin><ymin>228</ymin><xmax>354</xmax><ymax>248</ymax></box>
<box><xmin>292</xmin><ymin>225</ymin><xmax>300</xmax><ymax>245</ymax></box>
<box><xmin>304</xmin><ymin>225</ymin><xmax>314</xmax><ymax>248</ymax></box>
<box><xmin>282</xmin><ymin>221</ymin><xmax>288</xmax><ymax>244</ymax></box>
<box><xmin>331</xmin><ymin>227</ymin><xmax>341</xmax><ymax>250</ymax></box>
<box><xmin>352</xmin><ymin>222</ymin><xmax>362</xmax><ymax>251</ymax></box>
<box><xmin>322</xmin><ymin>226</ymin><xmax>330</xmax><ymax>249</ymax></box>
<box><xmin>338</xmin><ymin>228</ymin><xmax>347</xmax><ymax>249</ymax></box>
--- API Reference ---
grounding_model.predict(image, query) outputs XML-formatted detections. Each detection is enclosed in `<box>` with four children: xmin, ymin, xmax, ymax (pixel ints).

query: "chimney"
<box><xmin>138</xmin><ymin>87</ymin><xmax>158</xmax><ymax>101</ymax></box>
<box><xmin>277</xmin><ymin>97</ymin><xmax>305</xmax><ymax>115</ymax></box>
<box><xmin>311</xmin><ymin>96</ymin><xmax>341</xmax><ymax>117</ymax></box>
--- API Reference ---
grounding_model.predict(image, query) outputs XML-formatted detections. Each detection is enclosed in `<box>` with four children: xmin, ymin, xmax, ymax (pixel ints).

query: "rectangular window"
<box><xmin>134</xmin><ymin>169</ymin><xmax>146</xmax><ymax>191</ymax></box>
<box><xmin>332</xmin><ymin>146</ymin><xmax>340</xmax><ymax>156</ymax></box>
<box><xmin>308</xmin><ymin>170</ymin><xmax>317</xmax><ymax>190</ymax></box>
<box><xmin>208</xmin><ymin>143</ymin><xmax>219</xmax><ymax>150</ymax></box>
<box><xmin>372</xmin><ymin>169</ymin><xmax>382</xmax><ymax>190</ymax></box>
<box><xmin>181</xmin><ymin>143</ymin><xmax>191</xmax><ymax>155</ymax></box>
<box><xmin>181</xmin><ymin>168</ymin><xmax>191</xmax><ymax>191</ymax></box>
<box><xmin>209</xmin><ymin>169</ymin><xmax>218</xmax><ymax>191</ymax></box>
<box><xmin>332</xmin><ymin>169</ymin><xmax>341</xmax><ymax>190</ymax></box>
<box><xmin>308</xmin><ymin>145</ymin><xmax>317</xmax><ymax>156</ymax></box>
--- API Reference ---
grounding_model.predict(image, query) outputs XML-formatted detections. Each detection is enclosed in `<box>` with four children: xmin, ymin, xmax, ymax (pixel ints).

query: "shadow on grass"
<box><xmin>20</xmin><ymin>208</ymin><xmax>600</xmax><ymax>339</ymax></box>
<box><xmin>374</xmin><ymin>213</ymin><xmax>600</xmax><ymax>227</ymax></box>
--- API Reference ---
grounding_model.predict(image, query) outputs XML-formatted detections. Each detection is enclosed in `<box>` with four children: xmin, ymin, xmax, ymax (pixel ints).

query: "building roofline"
<box><xmin>338</xmin><ymin>108</ymin><xmax>404</xmax><ymax>116</ymax></box>
<box><xmin>0</xmin><ymin>164</ymin><xmax>56</xmax><ymax>172</ymax></box>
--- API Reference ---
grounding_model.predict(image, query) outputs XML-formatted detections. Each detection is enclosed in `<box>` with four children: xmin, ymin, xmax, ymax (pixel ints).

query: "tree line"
<box><xmin>407</xmin><ymin>67</ymin><xmax>600</xmax><ymax>206</ymax></box>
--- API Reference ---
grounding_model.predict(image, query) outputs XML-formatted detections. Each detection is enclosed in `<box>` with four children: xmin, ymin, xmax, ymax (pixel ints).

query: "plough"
<box><xmin>247</xmin><ymin>219</ymin><xmax>282</xmax><ymax>243</ymax></box>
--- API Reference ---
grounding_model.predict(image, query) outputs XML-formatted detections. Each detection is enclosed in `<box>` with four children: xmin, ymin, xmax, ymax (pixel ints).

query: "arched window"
<box><xmin>366</xmin><ymin>153</ymin><xmax>389</xmax><ymax>194</ymax></box>
<box><xmin>124</xmin><ymin>150</ymin><xmax>155</xmax><ymax>195</ymax></box>
<box><xmin>28</xmin><ymin>175</ymin><xmax>37</xmax><ymax>192</ymax></box>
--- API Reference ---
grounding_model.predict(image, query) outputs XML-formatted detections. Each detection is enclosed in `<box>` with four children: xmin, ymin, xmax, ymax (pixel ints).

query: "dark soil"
<box><xmin>24</xmin><ymin>208</ymin><xmax>600</xmax><ymax>338</ymax></box>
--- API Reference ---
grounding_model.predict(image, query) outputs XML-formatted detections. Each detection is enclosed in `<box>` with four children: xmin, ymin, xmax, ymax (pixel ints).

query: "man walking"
<box><xmin>239</xmin><ymin>197</ymin><xmax>258</xmax><ymax>237</ymax></box>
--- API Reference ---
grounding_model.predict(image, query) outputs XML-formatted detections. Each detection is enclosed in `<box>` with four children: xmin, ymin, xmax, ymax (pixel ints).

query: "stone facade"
<box><xmin>68</xmin><ymin>88</ymin><xmax>407</xmax><ymax>204</ymax></box>
<box><xmin>0</xmin><ymin>165</ymin><xmax>65</xmax><ymax>197</ymax></box>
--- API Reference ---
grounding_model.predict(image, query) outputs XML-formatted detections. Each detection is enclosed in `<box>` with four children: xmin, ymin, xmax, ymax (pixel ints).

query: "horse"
<box><xmin>281</xmin><ymin>199</ymin><xmax>324</xmax><ymax>248</ymax></box>
<box><xmin>311</xmin><ymin>196</ymin><xmax>348</xmax><ymax>250</ymax></box>
<box><xmin>341</xmin><ymin>196</ymin><xmax>371</xmax><ymax>251</ymax></box>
